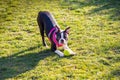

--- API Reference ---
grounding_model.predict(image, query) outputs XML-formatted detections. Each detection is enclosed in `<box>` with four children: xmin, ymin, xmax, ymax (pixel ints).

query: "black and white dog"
<box><xmin>37</xmin><ymin>11</ymin><xmax>75</xmax><ymax>57</ymax></box>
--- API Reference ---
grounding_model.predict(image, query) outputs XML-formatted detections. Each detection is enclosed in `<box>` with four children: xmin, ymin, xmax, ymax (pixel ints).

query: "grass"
<box><xmin>0</xmin><ymin>0</ymin><xmax>120</xmax><ymax>79</ymax></box>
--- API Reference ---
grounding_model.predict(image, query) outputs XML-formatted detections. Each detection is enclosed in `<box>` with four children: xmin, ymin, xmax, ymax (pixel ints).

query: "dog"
<box><xmin>37</xmin><ymin>11</ymin><xmax>75</xmax><ymax>57</ymax></box>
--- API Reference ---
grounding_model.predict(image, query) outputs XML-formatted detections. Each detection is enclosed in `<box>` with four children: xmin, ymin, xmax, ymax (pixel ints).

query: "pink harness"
<box><xmin>48</xmin><ymin>27</ymin><xmax>63</xmax><ymax>47</ymax></box>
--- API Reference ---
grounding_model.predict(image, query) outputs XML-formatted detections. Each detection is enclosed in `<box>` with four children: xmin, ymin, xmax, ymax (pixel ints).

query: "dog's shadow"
<box><xmin>0</xmin><ymin>45</ymin><xmax>55</xmax><ymax>79</ymax></box>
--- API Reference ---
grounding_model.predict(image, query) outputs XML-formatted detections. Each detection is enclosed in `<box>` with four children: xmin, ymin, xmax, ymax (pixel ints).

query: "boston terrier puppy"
<box><xmin>37</xmin><ymin>11</ymin><xmax>75</xmax><ymax>57</ymax></box>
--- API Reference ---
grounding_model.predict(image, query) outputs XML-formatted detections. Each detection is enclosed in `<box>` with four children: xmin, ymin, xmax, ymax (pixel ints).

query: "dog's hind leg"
<box><xmin>37</xmin><ymin>13</ymin><xmax>47</xmax><ymax>46</ymax></box>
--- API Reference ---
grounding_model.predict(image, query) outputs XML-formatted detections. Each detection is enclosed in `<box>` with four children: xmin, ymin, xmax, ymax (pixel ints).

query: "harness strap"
<box><xmin>48</xmin><ymin>27</ymin><xmax>56</xmax><ymax>38</ymax></box>
<box><xmin>48</xmin><ymin>27</ymin><xmax>63</xmax><ymax>47</ymax></box>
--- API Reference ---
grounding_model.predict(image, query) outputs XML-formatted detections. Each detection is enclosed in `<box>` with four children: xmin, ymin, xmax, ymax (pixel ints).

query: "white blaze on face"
<box><xmin>59</xmin><ymin>32</ymin><xmax>67</xmax><ymax>45</ymax></box>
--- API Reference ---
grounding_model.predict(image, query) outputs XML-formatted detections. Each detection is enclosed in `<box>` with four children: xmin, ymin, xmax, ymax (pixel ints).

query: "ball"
<box><xmin>64</xmin><ymin>49</ymin><xmax>71</xmax><ymax>56</ymax></box>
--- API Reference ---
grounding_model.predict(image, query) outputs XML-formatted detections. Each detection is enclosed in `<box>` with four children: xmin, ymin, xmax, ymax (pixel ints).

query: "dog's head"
<box><xmin>56</xmin><ymin>27</ymin><xmax>70</xmax><ymax>45</ymax></box>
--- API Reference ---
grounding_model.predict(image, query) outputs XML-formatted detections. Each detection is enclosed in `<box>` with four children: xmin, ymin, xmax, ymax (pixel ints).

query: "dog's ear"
<box><xmin>65</xmin><ymin>27</ymin><xmax>70</xmax><ymax>34</ymax></box>
<box><xmin>56</xmin><ymin>26</ymin><xmax>60</xmax><ymax>32</ymax></box>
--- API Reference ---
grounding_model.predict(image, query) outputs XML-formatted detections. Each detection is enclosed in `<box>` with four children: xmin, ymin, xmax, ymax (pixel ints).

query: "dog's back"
<box><xmin>37</xmin><ymin>11</ymin><xmax>58</xmax><ymax>35</ymax></box>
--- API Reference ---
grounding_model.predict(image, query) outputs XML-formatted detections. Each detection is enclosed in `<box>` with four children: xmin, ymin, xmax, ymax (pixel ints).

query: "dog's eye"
<box><xmin>64</xmin><ymin>36</ymin><xmax>66</xmax><ymax>39</ymax></box>
<box><xmin>64</xmin><ymin>35</ymin><xmax>68</xmax><ymax>40</ymax></box>
<box><xmin>57</xmin><ymin>36</ymin><xmax>60</xmax><ymax>39</ymax></box>
<box><xmin>56</xmin><ymin>33</ymin><xmax>60</xmax><ymax>39</ymax></box>
<box><xmin>56</xmin><ymin>34</ymin><xmax>61</xmax><ymax>40</ymax></box>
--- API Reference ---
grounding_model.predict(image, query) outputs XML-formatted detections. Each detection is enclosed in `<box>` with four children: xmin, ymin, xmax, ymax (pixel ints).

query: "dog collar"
<box><xmin>48</xmin><ymin>27</ymin><xmax>63</xmax><ymax>47</ymax></box>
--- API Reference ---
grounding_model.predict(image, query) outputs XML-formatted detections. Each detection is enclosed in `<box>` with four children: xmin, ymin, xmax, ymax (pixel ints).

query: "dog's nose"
<box><xmin>61</xmin><ymin>39</ymin><xmax>64</xmax><ymax>43</ymax></box>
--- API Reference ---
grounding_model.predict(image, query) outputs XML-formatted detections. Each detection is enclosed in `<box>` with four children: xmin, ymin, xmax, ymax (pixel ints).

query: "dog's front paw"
<box><xmin>68</xmin><ymin>49</ymin><xmax>76</xmax><ymax>55</ymax></box>
<box><xmin>55</xmin><ymin>50</ymin><xmax>64</xmax><ymax>57</ymax></box>
<box><xmin>70</xmin><ymin>52</ymin><xmax>76</xmax><ymax>55</ymax></box>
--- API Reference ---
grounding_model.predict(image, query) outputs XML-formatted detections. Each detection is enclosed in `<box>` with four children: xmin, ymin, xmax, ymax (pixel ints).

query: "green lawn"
<box><xmin>0</xmin><ymin>0</ymin><xmax>120</xmax><ymax>80</ymax></box>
